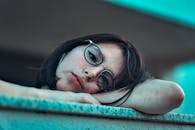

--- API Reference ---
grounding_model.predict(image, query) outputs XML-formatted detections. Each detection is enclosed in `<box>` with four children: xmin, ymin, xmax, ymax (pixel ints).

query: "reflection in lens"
<box><xmin>84</xmin><ymin>44</ymin><xmax>103</xmax><ymax>66</ymax></box>
<box><xmin>98</xmin><ymin>71</ymin><xmax>113</xmax><ymax>91</ymax></box>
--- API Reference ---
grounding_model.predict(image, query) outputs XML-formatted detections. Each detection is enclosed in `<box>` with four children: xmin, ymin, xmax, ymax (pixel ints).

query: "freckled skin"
<box><xmin>55</xmin><ymin>43</ymin><xmax>124</xmax><ymax>94</ymax></box>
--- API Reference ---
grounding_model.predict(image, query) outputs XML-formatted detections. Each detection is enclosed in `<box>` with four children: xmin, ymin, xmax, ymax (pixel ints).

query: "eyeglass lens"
<box><xmin>84</xmin><ymin>41</ymin><xmax>114</xmax><ymax>91</ymax></box>
<box><xmin>97</xmin><ymin>70</ymin><xmax>114</xmax><ymax>90</ymax></box>
<box><xmin>84</xmin><ymin>43</ymin><xmax>103</xmax><ymax>66</ymax></box>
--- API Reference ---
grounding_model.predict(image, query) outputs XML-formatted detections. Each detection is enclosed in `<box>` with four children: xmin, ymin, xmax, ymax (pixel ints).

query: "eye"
<box><xmin>87</xmin><ymin>51</ymin><xmax>97</xmax><ymax>63</ymax></box>
<box><xmin>84</xmin><ymin>44</ymin><xmax>103</xmax><ymax>65</ymax></box>
<box><xmin>97</xmin><ymin>72</ymin><xmax>113</xmax><ymax>90</ymax></box>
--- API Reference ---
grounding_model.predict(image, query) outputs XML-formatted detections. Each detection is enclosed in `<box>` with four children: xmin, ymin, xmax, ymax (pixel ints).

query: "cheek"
<box><xmin>69</xmin><ymin>52</ymin><xmax>88</xmax><ymax>67</ymax></box>
<box><xmin>60</xmin><ymin>53</ymin><xmax>87</xmax><ymax>73</ymax></box>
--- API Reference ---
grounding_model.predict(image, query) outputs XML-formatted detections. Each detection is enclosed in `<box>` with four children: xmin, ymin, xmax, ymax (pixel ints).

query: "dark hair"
<box><xmin>36</xmin><ymin>33</ymin><xmax>151</xmax><ymax>105</ymax></box>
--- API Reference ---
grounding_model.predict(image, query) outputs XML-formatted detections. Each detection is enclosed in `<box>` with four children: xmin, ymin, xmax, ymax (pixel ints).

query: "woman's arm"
<box><xmin>93</xmin><ymin>79</ymin><xmax>184</xmax><ymax>114</ymax></box>
<box><xmin>0</xmin><ymin>80</ymin><xmax>100</xmax><ymax>104</ymax></box>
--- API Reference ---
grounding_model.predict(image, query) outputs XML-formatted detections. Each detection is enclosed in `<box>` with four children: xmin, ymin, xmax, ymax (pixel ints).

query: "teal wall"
<box><xmin>169</xmin><ymin>62</ymin><xmax>195</xmax><ymax>114</ymax></box>
<box><xmin>108</xmin><ymin>0</ymin><xmax>195</xmax><ymax>27</ymax></box>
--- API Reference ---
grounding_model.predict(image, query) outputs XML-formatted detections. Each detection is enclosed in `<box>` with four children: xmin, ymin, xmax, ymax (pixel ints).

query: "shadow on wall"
<box><xmin>166</xmin><ymin>61</ymin><xmax>195</xmax><ymax>114</ymax></box>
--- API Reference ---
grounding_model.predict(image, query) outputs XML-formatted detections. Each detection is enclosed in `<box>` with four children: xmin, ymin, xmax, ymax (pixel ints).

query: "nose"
<box><xmin>84</xmin><ymin>66</ymin><xmax>104</xmax><ymax>81</ymax></box>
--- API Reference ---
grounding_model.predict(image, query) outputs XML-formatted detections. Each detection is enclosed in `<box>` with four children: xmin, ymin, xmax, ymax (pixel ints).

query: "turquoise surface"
<box><xmin>108</xmin><ymin>0</ymin><xmax>195</xmax><ymax>27</ymax></box>
<box><xmin>171</xmin><ymin>62</ymin><xmax>195</xmax><ymax>114</ymax></box>
<box><xmin>0</xmin><ymin>95</ymin><xmax>195</xmax><ymax>130</ymax></box>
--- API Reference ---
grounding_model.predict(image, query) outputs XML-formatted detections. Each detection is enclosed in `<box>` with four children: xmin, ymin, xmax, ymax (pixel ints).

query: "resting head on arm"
<box><xmin>36</xmin><ymin>33</ymin><xmax>184</xmax><ymax>114</ymax></box>
<box><xmin>36</xmin><ymin>33</ymin><xmax>149</xmax><ymax>103</ymax></box>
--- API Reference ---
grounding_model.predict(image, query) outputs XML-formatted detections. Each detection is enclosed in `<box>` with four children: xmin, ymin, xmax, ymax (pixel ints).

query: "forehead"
<box><xmin>97</xmin><ymin>42</ymin><xmax>124</xmax><ymax>77</ymax></box>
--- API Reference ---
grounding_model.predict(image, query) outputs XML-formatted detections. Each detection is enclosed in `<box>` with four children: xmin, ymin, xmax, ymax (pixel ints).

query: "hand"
<box><xmin>92</xmin><ymin>89</ymin><xmax>127</xmax><ymax>104</ymax></box>
<box><xmin>74</xmin><ymin>93</ymin><xmax>100</xmax><ymax>105</ymax></box>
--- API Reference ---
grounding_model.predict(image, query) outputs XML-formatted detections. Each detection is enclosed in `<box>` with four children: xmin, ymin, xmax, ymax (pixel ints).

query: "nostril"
<box><xmin>83</xmin><ymin>68</ymin><xmax>97</xmax><ymax>81</ymax></box>
<box><xmin>86</xmin><ymin>77</ymin><xmax>92</xmax><ymax>82</ymax></box>
<box><xmin>83</xmin><ymin>68</ymin><xmax>88</xmax><ymax>74</ymax></box>
<box><xmin>84</xmin><ymin>69</ymin><xmax>91</xmax><ymax>81</ymax></box>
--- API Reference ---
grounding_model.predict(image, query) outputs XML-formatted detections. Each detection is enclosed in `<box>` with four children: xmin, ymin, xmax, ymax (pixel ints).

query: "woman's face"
<box><xmin>55</xmin><ymin>42</ymin><xmax>124</xmax><ymax>94</ymax></box>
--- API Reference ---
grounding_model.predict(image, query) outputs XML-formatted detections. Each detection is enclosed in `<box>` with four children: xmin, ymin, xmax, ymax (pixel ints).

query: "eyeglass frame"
<box><xmin>83</xmin><ymin>40</ymin><xmax>116</xmax><ymax>92</ymax></box>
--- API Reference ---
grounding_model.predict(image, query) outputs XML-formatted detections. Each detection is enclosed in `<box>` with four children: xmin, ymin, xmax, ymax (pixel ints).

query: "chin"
<box><xmin>56</xmin><ymin>83</ymin><xmax>76</xmax><ymax>92</ymax></box>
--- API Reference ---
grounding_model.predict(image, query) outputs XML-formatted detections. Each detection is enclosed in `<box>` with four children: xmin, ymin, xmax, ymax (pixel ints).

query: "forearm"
<box><xmin>0</xmin><ymin>80</ymin><xmax>38</xmax><ymax>98</ymax></box>
<box><xmin>93</xmin><ymin>79</ymin><xmax>184</xmax><ymax>114</ymax></box>
<box><xmin>0</xmin><ymin>80</ymin><xmax>99</xmax><ymax>104</ymax></box>
<box><xmin>121</xmin><ymin>79</ymin><xmax>184</xmax><ymax>114</ymax></box>
<box><xmin>0</xmin><ymin>80</ymin><xmax>75</xmax><ymax>101</ymax></box>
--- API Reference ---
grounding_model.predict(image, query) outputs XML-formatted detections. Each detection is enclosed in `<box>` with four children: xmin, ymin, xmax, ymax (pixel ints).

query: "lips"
<box><xmin>71</xmin><ymin>72</ymin><xmax>85</xmax><ymax>89</ymax></box>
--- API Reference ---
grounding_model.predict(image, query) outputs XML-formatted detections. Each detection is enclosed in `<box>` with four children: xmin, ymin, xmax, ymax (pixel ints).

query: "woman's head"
<box><xmin>36</xmin><ymin>33</ymin><xmax>149</xmax><ymax>94</ymax></box>
<box><xmin>55</xmin><ymin>40</ymin><xmax>124</xmax><ymax>93</ymax></box>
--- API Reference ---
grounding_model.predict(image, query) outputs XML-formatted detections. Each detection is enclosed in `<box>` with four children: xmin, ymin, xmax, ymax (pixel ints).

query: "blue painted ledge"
<box><xmin>0</xmin><ymin>95</ymin><xmax>194</xmax><ymax>130</ymax></box>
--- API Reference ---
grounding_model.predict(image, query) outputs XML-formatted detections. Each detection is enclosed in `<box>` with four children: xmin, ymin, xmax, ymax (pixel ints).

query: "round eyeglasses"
<box><xmin>84</xmin><ymin>40</ymin><xmax>115</xmax><ymax>91</ymax></box>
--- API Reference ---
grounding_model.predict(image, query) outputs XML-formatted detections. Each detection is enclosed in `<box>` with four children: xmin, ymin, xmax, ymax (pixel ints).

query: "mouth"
<box><xmin>71</xmin><ymin>72</ymin><xmax>85</xmax><ymax>89</ymax></box>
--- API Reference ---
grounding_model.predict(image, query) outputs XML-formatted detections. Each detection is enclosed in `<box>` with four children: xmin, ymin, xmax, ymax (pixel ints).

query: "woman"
<box><xmin>0</xmin><ymin>34</ymin><xmax>184</xmax><ymax>114</ymax></box>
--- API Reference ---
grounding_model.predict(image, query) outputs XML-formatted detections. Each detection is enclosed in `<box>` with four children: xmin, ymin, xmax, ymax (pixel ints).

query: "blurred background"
<box><xmin>0</xmin><ymin>0</ymin><xmax>195</xmax><ymax>114</ymax></box>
